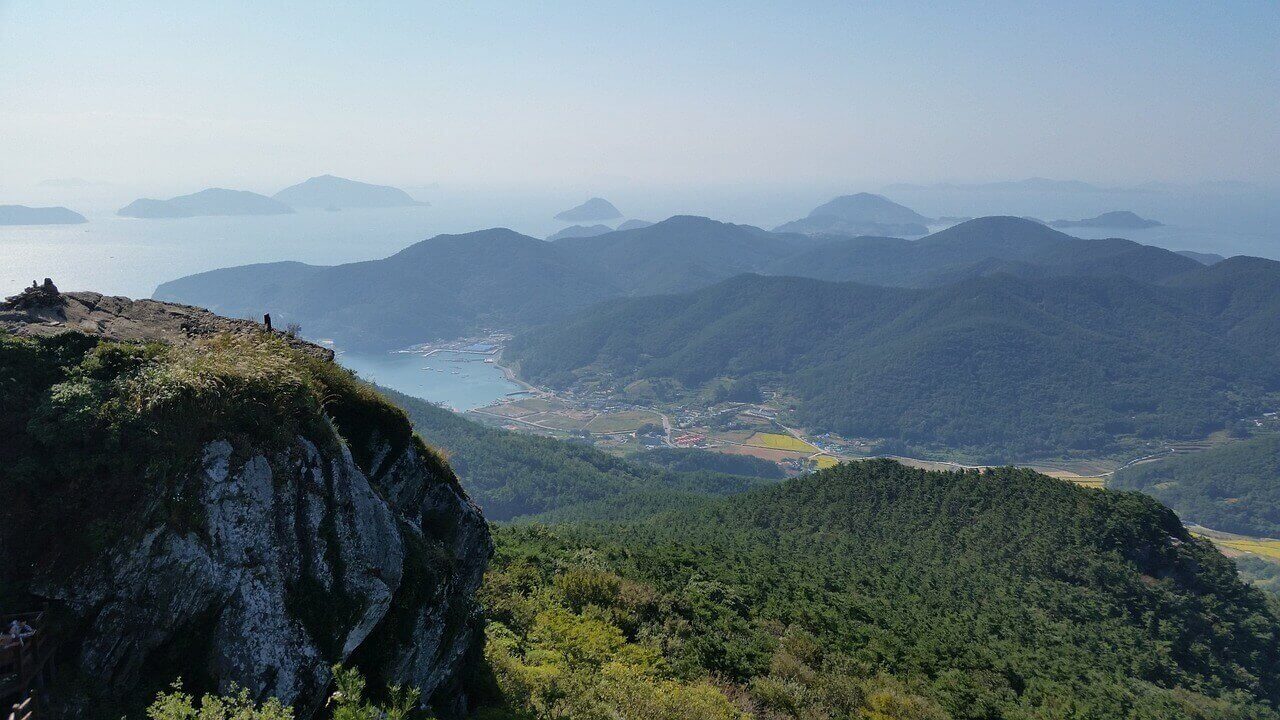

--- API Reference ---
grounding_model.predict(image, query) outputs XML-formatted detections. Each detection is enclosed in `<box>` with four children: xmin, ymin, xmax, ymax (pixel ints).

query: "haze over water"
<box><xmin>4</xmin><ymin>181</ymin><xmax>1278</xmax><ymax>301</ymax></box>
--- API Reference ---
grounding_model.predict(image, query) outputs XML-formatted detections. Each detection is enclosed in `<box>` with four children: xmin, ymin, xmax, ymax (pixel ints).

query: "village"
<box><xmin>458</xmin><ymin>352</ymin><xmax>864</xmax><ymax>476</ymax></box>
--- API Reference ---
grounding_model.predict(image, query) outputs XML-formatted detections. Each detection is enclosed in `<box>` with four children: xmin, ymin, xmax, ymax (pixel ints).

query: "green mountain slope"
<box><xmin>1112</xmin><ymin>434</ymin><xmax>1280</xmax><ymax>537</ymax></box>
<box><xmin>156</xmin><ymin>229</ymin><xmax>621</xmax><ymax>349</ymax></box>
<box><xmin>483</xmin><ymin>461</ymin><xmax>1280</xmax><ymax>719</ymax></box>
<box><xmin>553</xmin><ymin>215</ymin><xmax>804</xmax><ymax>295</ymax></box>
<box><xmin>381</xmin><ymin>387</ymin><xmax>773</xmax><ymax>520</ymax></box>
<box><xmin>155</xmin><ymin>216</ymin><xmax>805</xmax><ymax>349</ymax></box>
<box><xmin>155</xmin><ymin>215</ymin><xmax>1208</xmax><ymax>354</ymax></box>
<box><xmin>768</xmin><ymin>216</ymin><xmax>1200</xmax><ymax>286</ymax></box>
<box><xmin>508</xmin><ymin>266</ymin><xmax>1280</xmax><ymax>460</ymax></box>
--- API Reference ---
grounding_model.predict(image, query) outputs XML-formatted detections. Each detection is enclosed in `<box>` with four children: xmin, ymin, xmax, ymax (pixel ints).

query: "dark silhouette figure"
<box><xmin>264</xmin><ymin>313</ymin><xmax>272</xmax><ymax>331</ymax></box>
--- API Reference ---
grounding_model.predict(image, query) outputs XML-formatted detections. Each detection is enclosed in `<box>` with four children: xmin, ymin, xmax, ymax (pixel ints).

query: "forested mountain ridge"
<box><xmin>155</xmin><ymin>215</ymin><xmax>1213</xmax><ymax>353</ymax></box>
<box><xmin>552</xmin><ymin>215</ymin><xmax>806</xmax><ymax>294</ymax></box>
<box><xmin>156</xmin><ymin>228</ymin><xmax>622</xmax><ymax>349</ymax></box>
<box><xmin>480</xmin><ymin>460</ymin><xmax>1280</xmax><ymax>719</ymax></box>
<box><xmin>768</xmin><ymin>216</ymin><xmax>1201</xmax><ymax>286</ymax></box>
<box><xmin>509</xmin><ymin>263</ymin><xmax>1280</xmax><ymax>460</ymax></box>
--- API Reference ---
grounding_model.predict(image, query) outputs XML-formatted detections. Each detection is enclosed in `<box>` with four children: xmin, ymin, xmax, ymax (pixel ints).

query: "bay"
<box><xmin>337</xmin><ymin>349</ymin><xmax>521</xmax><ymax>412</ymax></box>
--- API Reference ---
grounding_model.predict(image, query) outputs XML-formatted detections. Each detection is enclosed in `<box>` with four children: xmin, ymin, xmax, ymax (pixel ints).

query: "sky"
<box><xmin>0</xmin><ymin>1</ymin><xmax>1277</xmax><ymax>194</ymax></box>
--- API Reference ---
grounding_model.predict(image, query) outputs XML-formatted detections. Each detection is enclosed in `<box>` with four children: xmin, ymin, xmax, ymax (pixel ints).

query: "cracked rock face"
<box><xmin>38</xmin><ymin>427</ymin><xmax>489</xmax><ymax>717</ymax></box>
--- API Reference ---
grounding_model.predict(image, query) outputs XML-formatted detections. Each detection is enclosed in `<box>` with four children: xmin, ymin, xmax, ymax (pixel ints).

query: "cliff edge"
<box><xmin>0</xmin><ymin>282</ymin><xmax>491</xmax><ymax>717</ymax></box>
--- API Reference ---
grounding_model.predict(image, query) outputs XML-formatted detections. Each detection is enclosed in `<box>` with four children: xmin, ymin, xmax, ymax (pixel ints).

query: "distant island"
<box><xmin>775</xmin><ymin>192</ymin><xmax>930</xmax><ymax>236</ymax></box>
<box><xmin>616</xmin><ymin>219</ymin><xmax>653</xmax><ymax>231</ymax></box>
<box><xmin>554</xmin><ymin>197</ymin><xmax>622</xmax><ymax>222</ymax></box>
<box><xmin>1049</xmin><ymin>211</ymin><xmax>1162</xmax><ymax>229</ymax></box>
<box><xmin>117</xmin><ymin>188</ymin><xmax>294</xmax><ymax>218</ymax></box>
<box><xmin>272</xmin><ymin>174</ymin><xmax>426</xmax><ymax>209</ymax></box>
<box><xmin>0</xmin><ymin>205</ymin><xmax>88</xmax><ymax>225</ymax></box>
<box><xmin>547</xmin><ymin>224</ymin><xmax>613</xmax><ymax>241</ymax></box>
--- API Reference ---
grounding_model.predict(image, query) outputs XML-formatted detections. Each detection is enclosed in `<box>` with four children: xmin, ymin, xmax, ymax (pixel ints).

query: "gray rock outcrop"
<box><xmin>0</xmin><ymin>286</ymin><xmax>491</xmax><ymax>716</ymax></box>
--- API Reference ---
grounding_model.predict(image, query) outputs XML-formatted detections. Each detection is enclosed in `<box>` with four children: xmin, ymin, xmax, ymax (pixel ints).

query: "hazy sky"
<box><xmin>1</xmin><ymin>1</ymin><xmax>1276</xmax><ymax>191</ymax></box>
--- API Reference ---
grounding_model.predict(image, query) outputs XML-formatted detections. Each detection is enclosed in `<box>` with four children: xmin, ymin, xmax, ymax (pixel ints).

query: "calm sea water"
<box><xmin>338</xmin><ymin>350</ymin><xmax>520</xmax><ymax>411</ymax></box>
<box><xmin>0</xmin><ymin>192</ymin><xmax>556</xmax><ymax>407</ymax></box>
<box><xmin>0</xmin><ymin>195</ymin><xmax>578</xmax><ymax>300</ymax></box>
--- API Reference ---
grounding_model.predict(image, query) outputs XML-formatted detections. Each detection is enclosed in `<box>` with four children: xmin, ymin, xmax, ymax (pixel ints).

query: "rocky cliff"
<box><xmin>0</xmin><ymin>283</ymin><xmax>491</xmax><ymax>717</ymax></box>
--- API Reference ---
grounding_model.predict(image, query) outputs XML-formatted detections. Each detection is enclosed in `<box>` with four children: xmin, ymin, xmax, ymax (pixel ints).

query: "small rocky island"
<box><xmin>273</xmin><ymin>174</ymin><xmax>427</xmax><ymax>209</ymax></box>
<box><xmin>0</xmin><ymin>204</ymin><xmax>88</xmax><ymax>225</ymax></box>
<box><xmin>554</xmin><ymin>197</ymin><xmax>622</xmax><ymax>222</ymax></box>
<box><xmin>1049</xmin><ymin>210</ymin><xmax>1162</xmax><ymax>229</ymax></box>
<box><xmin>118</xmin><ymin>188</ymin><xmax>294</xmax><ymax>218</ymax></box>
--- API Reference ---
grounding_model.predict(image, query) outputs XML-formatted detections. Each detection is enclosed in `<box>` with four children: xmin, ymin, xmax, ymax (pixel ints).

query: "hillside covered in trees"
<box><xmin>381</xmin><ymin>387</ymin><xmax>776</xmax><ymax>520</ymax></box>
<box><xmin>474</xmin><ymin>461</ymin><xmax>1280</xmax><ymax>719</ymax></box>
<box><xmin>509</xmin><ymin>257</ymin><xmax>1280</xmax><ymax>461</ymax></box>
<box><xmin>1112</xmin><ymin>434</ymin><xmax>1280</xmax><ymax>537</ymax></box>
<box><xmin>767</xmin><ymin>216</ymin><xmax>1198</xmax><ymax>286</ymax></box>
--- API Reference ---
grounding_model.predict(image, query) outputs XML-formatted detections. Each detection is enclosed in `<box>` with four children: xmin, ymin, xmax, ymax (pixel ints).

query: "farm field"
<box><xmin>719</xmin><ymin>444</ymin><xmax>809</xmax><ymax>463</ymax></box>
<box><xmin>1034</xmin><ymin>467</ymin><xmax>1107</xmax><ymax>488</ymax></box>
<box><xmin>746</xmin><ymin>432</ymin><xmax>817</xmax><ymax>452</ymax></box>
<box><xmin>484</xmin><ymin>403</ymin><xmax>540</xmax><ymax>419</ymax></box>
<box><xmin>711</xmin><ymin>430</ymin><xmax>758</xmax><ymax>444</ymax></box>
<box><xmin>812</xmin><ymin>455</ymin><xmax>839</xmax><ymax>469</ymax></box>
<box><xmin>583</xmin><ymin>410</ymin><xmax>658</xmax><ymax>434</ymax></box>
<box><xmin>1207</xmin><ymin>537</ymin><xmax>1280</xmax><ymax>562</ymax></box>
<box><xmin>525</xmin><ymin>412</ymin><xmax>592</xmax><ymax>431</ymax></box>
<box><xmin>510</xmin><ymin>397</ymin><xmax>562</xmax><ymax>413</ymax></box>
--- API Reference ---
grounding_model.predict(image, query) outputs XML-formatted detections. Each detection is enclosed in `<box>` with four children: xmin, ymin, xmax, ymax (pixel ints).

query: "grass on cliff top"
<box><xmin>100</xmin><ymin>330</ymin><xmax>447</xmax><ymax>477</ymax></box>
<box><xmin>0</xmin><ymin>329</ymin><xmax>451</xmax><ymax>598</ymax></box>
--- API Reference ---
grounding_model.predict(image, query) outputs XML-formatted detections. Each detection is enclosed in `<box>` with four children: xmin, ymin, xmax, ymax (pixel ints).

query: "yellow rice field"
<box><xmin>812</xmin><ymin>455</ymin><xmax>839</xmax><ymax>469</ymax></box>
<box><xmin>1210</xmin><ymin>537</ymin><xmax>1280</xmax><ymax>561</ymax></box>
<box><xmin>746</xmin><ymin>432</ymin><xmax>817</xmax><ymax>452</ymax></box>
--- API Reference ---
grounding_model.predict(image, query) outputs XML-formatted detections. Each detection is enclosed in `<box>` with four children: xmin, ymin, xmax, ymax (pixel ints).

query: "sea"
<box><xmin>338</xmin><ymin>350</ymin><xmax>523</xmax><ymax>412</ymax></box>
<box><xmin>0</xmin><ymin>190</ymin><xmax>565</xmax><ymax>409</ymax></box>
